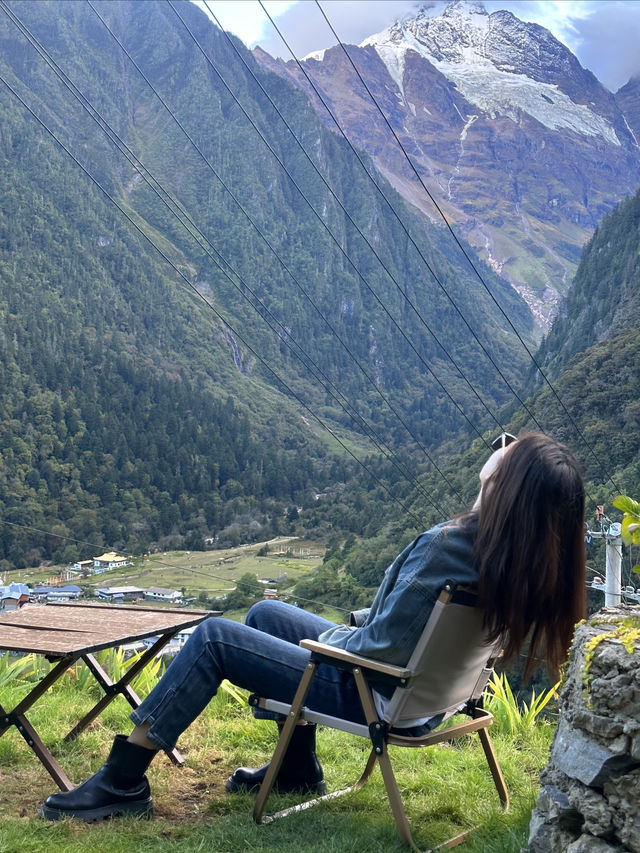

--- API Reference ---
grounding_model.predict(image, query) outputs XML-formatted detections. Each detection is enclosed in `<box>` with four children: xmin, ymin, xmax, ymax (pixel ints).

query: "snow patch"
<box><xmin>460</xmin><ymin>113</ymin><xmax>477</xmax><ymax>141</ymax></box>
<box><xmin>360</xmin><ymin>2</ymin><xmax>621</xmax><ymax>145</ymax></box>
<box><xmin>303</xmin><ymin>48</ymin><xmax>328</xmax><ymax>62</ymax></box>
<box><xmin>436</xmin><ymin>62</ymin><xmax>620</xmax><ymax>143</ymax></box>
<box><xmin>373</xmin><ymin>42</ymin><xmax>407</xmax><ymax>98</ymax></box>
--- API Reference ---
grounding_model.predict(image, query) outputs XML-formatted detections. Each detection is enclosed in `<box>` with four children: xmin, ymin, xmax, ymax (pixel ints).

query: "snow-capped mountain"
<box><xmin>361</xmin><ymin>2</ymin><xmax>624</xmax><ymax>144</ymax></box>
<box><xmin>255</xmin><ymin>1</ymin><xmax>640</xmax><ymax>329</ymax></box>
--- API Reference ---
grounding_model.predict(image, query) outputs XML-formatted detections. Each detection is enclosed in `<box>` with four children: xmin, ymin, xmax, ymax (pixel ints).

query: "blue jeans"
<box><xmin>130</xmin><ymin>600</ymin><xmax>365</xmax><ymax>751</ymax></box>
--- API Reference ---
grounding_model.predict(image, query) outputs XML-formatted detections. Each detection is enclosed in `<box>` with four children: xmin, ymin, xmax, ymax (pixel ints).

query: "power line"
<box><xmin>0</xmin><ymin>0</ymin><xmax>454</xmax><ymax>519</ymax></box>
<box><xmin>0</xmin><ymin>71</ymin><xmax>429</xmax><ymax>531</ymax></box>
<box><xmin>251</xmin><ymin>0</ymin><xmax>513</xmax><ymax>438</ymax></box>
<box><xmin>199</xmin><ymin>0</ymin><xmax>612</xmax><ymax>512</ymax></box>
<box><xmin>82</xmin><ymin>0</ymin><xmax>464</xmax><ymax>512</ymax></box>
<box><xmin>168</xmin><ymin>0</ymin><xmax>501</xmax><ymax>459</ymax></box>
<box><xmin>312</xmin><ymin>0</ymin><xmax>622</xmax><ymax>496</ymax></box>
<box><xmin>208</xmin><ymin>0</ymin><xmax>541</xmax><ymax>441</ymax></box>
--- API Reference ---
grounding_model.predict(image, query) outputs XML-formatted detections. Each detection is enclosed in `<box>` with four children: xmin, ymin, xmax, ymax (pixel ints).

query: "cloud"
<box><xmin>254</xmin><ymin>1</ymin><xmax>422</xmax><ymax>59</ymax></box>
<box><xmin>570</xmin><ymin>1</ymin><xmax>640</xmax><ymax>90</ymax></box>
<box><xmin>210</xmin><ymin>0</ymin><xmax>640</xmax><ymax>92</ymax></box>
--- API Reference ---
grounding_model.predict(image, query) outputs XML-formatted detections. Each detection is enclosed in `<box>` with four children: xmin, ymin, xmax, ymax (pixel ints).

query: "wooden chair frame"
<box><xmin>250</xmin><ymin>585</ymin><xmax>509</xmax><ymax>852</ymax></box>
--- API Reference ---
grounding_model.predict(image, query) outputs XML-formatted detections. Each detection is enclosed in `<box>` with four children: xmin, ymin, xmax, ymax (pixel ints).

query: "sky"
<box><xmin>197</xmin><ymin>1</ymin><xmax>640</xmax><ymax>92</ymax></box>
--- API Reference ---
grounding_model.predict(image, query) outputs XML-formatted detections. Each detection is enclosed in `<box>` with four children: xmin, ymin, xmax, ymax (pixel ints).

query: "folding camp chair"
<box><xmin>250</xmin><ymin>583</ymin><xmax>509</xmax><ymax>852</ymax></box>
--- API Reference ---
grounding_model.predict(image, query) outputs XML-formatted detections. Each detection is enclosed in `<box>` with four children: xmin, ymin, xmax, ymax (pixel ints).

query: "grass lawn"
<box><xmin>0</xmin><ymin>674</ymin><xmax>552</xmax><ymax>853</ymax></box>
<box><xmin>11</xmin><ymin>538</ymin><xmax>325</xmax><ymax>602</ymax></box>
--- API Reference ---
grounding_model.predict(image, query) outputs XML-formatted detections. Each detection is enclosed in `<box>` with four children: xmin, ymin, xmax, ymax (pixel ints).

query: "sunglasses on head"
<box><xmin>490</xmin><ymin>432</ymin><xmax>518</xmax><ymax>452</ymax></box>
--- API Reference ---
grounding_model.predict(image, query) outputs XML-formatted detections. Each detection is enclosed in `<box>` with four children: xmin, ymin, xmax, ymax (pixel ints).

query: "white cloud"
<box><xmin>194</xmin><ymin>1</ymin><xmax>299</xmax><ymax>48</ymax></box>
<box><xmin>197</xmin><ymin>0</ymin><xmax>640</xmax><ymax>91</ymax></box>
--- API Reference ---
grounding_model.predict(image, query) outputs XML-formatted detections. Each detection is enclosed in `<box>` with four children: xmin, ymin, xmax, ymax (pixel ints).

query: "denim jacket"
<box><xmin>318</xmin><ymin>522</ymin><xmax>478</xmax><ymax>695</ymax></box>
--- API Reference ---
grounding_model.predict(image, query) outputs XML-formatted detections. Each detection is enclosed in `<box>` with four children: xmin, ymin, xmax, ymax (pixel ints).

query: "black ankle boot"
<box><xmin>226</xmin><ymin>723</ymin><xmax>326</xmax><ymax>795</ymax></box>
<box><xmin>39</xmin><ymin>735</ymin><xmax>156</xmax><ymax>822</ymax></box>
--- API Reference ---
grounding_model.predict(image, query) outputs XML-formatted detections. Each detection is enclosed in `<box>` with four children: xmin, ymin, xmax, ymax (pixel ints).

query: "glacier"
<box><xmin>361</xmin><ymin>3</ymin><xmax>621</xmax><ymax>145</ymax></box>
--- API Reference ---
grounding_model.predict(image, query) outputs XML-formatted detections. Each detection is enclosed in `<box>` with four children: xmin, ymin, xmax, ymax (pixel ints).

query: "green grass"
<box><xmin>11</xmin><ymin>538</ymin><xmax>325</xmax><ymax>600</ymax></box>
<box><xmin>0</xmin><ymin>676</ymin><xmax>553</xmax><ymax>853</ymax></box>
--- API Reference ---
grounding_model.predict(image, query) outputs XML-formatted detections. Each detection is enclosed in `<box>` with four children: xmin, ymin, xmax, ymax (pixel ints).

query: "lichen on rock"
<box><xmin>529</xmin><ymin>605</ymin><xmax>640</xmax><ymax>852</ymax></box>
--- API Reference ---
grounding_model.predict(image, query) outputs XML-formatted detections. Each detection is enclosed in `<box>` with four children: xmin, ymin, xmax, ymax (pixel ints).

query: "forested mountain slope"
<box><xmin>256</xmin><ymin>1</ymin><xmax>640</xmax><ymax>329</ymax></box>
<box><xmin>0</xmin><ymin>0</ymin><xmax>533</xmax><ymax>569</ymax></box>
<box><xmin>519</xmin><ymin>188</ymin><xmax>640</xmax><ymax>495</ymax></box>
<box><xmin>312</xmin><ymin>188</ymin><xmax>640</xmax><ymax>601</ymax></box>
<box><xmin>534</xmin><ymin>190</ymin><xmax>640</xmax><ymax>379</ymax></box>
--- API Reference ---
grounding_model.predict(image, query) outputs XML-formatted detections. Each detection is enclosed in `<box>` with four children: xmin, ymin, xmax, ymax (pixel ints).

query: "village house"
<box><xmin>96</xmin><ymin>585</ymin><xmax>143</xmax><ymax>602</ymax></box>
<box><xmin>92</xmin><ymin>552</ymin><xmax>131</xmax><ymax>573</ymax></box>
<box><xmin>0</xmin><ymin>583</ymin><xmax>30</xmax><ymax>612</ymax></box>
<box><xmin>144</xmin><ymin>587</ymin><xmax>182</xmax><ymax>604</ymax></box>
<box><xmin>31</xmin><ymin>585</ymin><xmax>83</xmax><ymax>602</ymax></box>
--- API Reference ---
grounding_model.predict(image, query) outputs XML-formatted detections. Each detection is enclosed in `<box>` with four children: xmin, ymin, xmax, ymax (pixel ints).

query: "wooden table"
<box><xmin>0</xmin><ymin>602</ymin><xmax>212</xmax><ymax>790</ymax></box>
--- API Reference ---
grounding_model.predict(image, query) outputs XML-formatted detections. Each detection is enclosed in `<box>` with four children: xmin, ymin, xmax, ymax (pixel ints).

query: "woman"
<box><xmin>40</xmin><ymin>432</ymin><xmax>586</xmax><ymax>822</ymax></box>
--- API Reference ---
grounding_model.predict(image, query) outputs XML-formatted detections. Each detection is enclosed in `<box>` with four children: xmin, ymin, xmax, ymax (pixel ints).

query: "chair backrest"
<box><xmin>382</xmin><ymin>585</ymin><xmax>500</xmax><ymax>726</ymax></box>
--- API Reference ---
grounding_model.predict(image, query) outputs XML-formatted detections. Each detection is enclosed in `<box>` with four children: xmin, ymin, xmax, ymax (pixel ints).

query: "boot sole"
<box><xmin>39</xmin><ymin>798</ymin><xmax>153</xmax><ymax>823</ymax></box>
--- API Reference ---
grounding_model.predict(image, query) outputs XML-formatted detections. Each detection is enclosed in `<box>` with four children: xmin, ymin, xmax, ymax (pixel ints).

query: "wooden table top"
<box><xmin>0</xmin><ymin>602</ymin><xmax>211</xmax><ymax>656</ymax></box>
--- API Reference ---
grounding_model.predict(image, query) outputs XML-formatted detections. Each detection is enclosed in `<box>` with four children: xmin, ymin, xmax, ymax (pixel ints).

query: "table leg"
<box><xmin>64</xmin><ymin>634</ymin><xmax>184</xmax><ymax>766</ymax></box>
<box><xmin>2</xmin><ymin>705</ymin><xmax>74</xmax><ymax>791</ymax></box>
<box><xmin>0</xmin><ymin>657</ymin><xmax>76</xmax><ymax>792</ymax></box>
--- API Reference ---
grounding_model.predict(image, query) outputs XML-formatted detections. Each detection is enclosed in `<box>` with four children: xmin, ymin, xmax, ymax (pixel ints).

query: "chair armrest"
<box><xmin>300</xmin><ymin>639</ymin><xmax>413</xmax><ymax>681</ymax></box>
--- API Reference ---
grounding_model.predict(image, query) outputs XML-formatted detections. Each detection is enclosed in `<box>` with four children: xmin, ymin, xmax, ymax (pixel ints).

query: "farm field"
<box><xmin>8</xmin><ymin>537</ymin><xmax>326</xmax><ymax>603</ymax></box>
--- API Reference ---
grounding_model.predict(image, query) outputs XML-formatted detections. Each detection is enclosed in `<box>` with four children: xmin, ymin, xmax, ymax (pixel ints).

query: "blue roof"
<box><xmin>32</xmin><ymin>585</ymin><xmax>82</xmax><ymax>595</ymax></box>
<box><xmin>1</xmin><ymin>582</ymin><xmax>30</xmax><ymax>599</ymax></box>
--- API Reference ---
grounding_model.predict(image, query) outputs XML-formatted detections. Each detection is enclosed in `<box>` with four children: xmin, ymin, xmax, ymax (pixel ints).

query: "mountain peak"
<box><xmin>360</xmin><ymin>0</ymin><xmax>620</xmax><ymax>145</ymax></box>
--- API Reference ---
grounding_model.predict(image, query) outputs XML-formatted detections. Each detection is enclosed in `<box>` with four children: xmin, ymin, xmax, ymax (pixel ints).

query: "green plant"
<box><xmin>218</xmin><ymin>679</ymin><xmax>249</xmax><ymax>705</ymax></box>
<box><xmin>60</xmin><ymin>648</ymin><xmax>165</xmax><ymax>698</ymax></box>
<box><xmin>62</xmin><ymin>658</ymin><xmax>99</xmax><ymax>693</ymax></box>
<box><xmin>613</xmin><ymin>495</ymin><xmax>640</xmax><ymax>576</ymax></box>
<box><xmin>0</xmin><ymin>651</ymin><xmax>38</xmax><ymax>687</ymax></box>
<box><xmin>484</xmin><ymin>672</ymin><xmax>560</xmax><ymax>735</ymax></box>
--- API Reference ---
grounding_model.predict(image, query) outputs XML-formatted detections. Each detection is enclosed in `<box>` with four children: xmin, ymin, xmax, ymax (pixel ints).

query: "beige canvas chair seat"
<box><xmin>250</xmin><ymin>583</ymin><xmax>509</xmax><ymax>852</ymax></box>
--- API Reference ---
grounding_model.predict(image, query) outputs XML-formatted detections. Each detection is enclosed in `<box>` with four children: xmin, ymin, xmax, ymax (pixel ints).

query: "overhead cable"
<box><xmin>82</xmin><ymin>0</ymin><xmax>464</xmax><ymax>512</ymax></box>
<box><xmin>313</xmin><ymin>0</ymin><xmax>621</xmax><ymax>495</ymax></box>
<box><xmin>169</xmin><ymin>0</ymin><xmax>504</xmax><ymax>460</ymax></box>
<box><xmin>0</xmin><ymin>70</ymin><xmax>431</xmax><ymax>531</ymax></box>
<box><xmin>201</xmin><ymin>0</ymin><xmax>538</xmax><ymax>442</ymax></box>
<box><xmin>0</xmin><ymin>0</ymin><xmax>454</xmax><ymax>518</ymax></box>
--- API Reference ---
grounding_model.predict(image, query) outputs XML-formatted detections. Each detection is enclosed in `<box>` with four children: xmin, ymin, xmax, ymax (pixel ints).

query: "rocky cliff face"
<box><xmin>616</xmin><ymin>76</ymin><xmax>640</xmax><ymax>144</ymax></box>
<box><xmin>255</xmin><ymin>1</ymin><xmax>640</xmax><ymax>331</ymax></box>
<box><xmin>528</xmin><ymin>607</ymin><xmax>640</xmax><ymax>852</ymax></box>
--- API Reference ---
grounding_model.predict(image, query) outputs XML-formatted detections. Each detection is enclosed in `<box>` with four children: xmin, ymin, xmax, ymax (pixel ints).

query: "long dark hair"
<box><xmin>462</xmin><ymin>433</ymin><xmax>586</xmax><ymax>679</ymax></box>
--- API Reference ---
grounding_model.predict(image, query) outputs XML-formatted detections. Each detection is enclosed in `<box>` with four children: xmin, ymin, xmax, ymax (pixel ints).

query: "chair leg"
<box><xmin>253</xmin><ymin>660</ymin><xmax>318</xmax><ymax>824</ymax></box>
<box><xmin>255</xmin><ymin>748</ymin><xmax>378</xmax><ymax>824</ymax></box>
<box><xmin>477</xmin><ymin>727</ymin><xmax>509</xmax><ymax>809</ymax></box>
<box><xmin>376</xmin><ymin>743</ymin><xmax>419</xmax><ymax>851</ymax></box>
<box><xmin>253</xmin><ymin>660</ymin><xmax>380</xmax><ymax>826</ymax></box>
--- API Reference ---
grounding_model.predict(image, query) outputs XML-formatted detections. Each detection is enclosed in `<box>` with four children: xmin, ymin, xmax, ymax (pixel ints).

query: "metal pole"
<box><xmin>605</xmin><ymin>534</ymin><xmax>623</xmax><ymax>607</ymax></box>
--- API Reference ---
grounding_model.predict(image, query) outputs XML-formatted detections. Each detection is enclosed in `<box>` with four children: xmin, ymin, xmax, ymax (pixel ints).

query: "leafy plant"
<box><xmin>218</xmin><ymin>679</ymin><xmax>249</xmax><ymax>705</ymax></box>
<box><xmin>61</xmin><ymin>659</ymin><xmax>97</xmax><ymax>694</ymax></box>
<box><xmin>0</xmin><ymin>651</ymin><xmax>38</xmax><ymax>687</ymax></box>
<box><xmin>484</xmin><ymin>672</ymin><xmax>560</xmax><ymax>735</ymax></box>
<box><xmin>60</xmin><ymin>648</ymin><xmax>165</xmax><ymax>697</ymax></box>
<box><xmin>613</xmin><ymin>495</ymin><xmax>640</xmax><ymax>576</ymax></box>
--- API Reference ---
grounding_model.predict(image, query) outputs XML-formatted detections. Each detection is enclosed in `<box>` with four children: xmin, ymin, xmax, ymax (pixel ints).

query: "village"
<box><xmin>0</xmin><ymin>551</ymin><xmax>189</xmax><ymax>612</ymax></box>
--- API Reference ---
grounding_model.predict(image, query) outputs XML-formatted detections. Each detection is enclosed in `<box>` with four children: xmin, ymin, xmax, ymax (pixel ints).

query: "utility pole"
<box><xmin>586</xmin><ymin>507</ymin><xmax>634</xmax><ymax>605</ymax></box>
